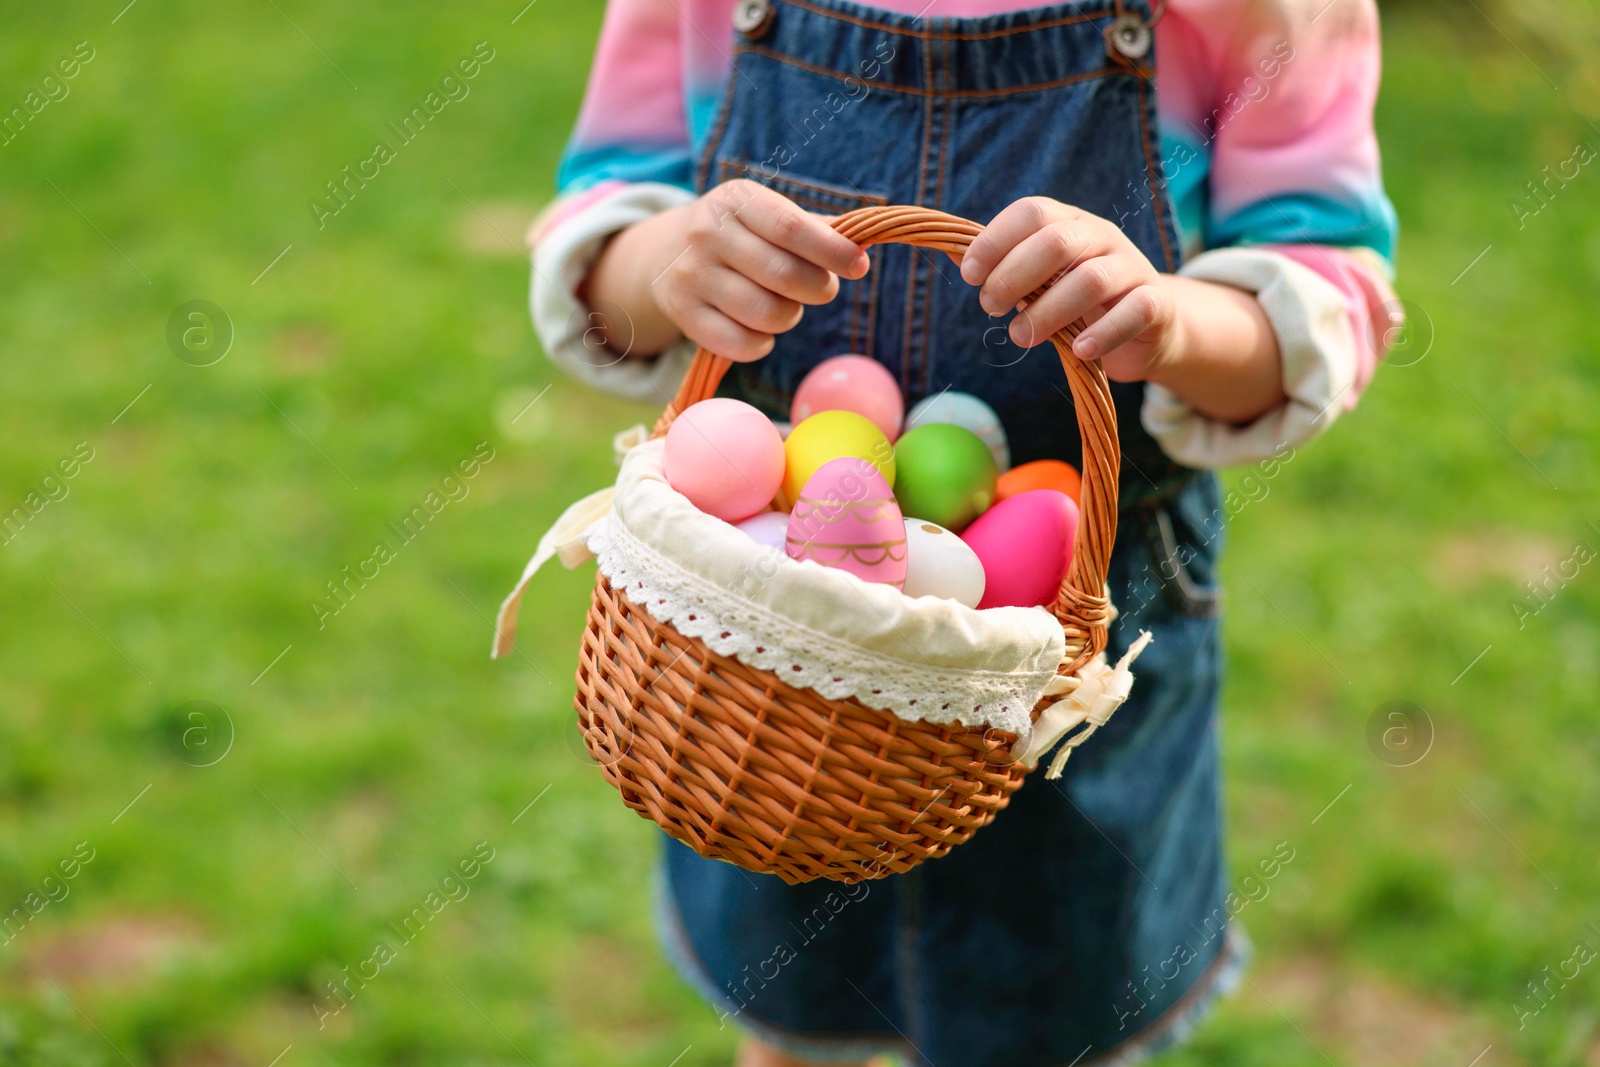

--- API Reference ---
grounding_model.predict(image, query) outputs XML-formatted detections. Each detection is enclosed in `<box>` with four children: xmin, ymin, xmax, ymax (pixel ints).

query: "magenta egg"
<box><xmin>785</xmin><ymin>458</ymin><xmax>907</xmax><ymax>589</ymax></box>
<box><xmin>790</xmin><ymin>355</ymin><xmax>905</xmax><ymax>441</ymax></box>
<box><xmin>663</xmin><ymin>398</ymin><xmax>785</xmax><ymax>522</ymax></box>
<box><xmin>960</xmin><ymin>490</ymin><xmax>1079</xmax><ymax>609</ymax></box>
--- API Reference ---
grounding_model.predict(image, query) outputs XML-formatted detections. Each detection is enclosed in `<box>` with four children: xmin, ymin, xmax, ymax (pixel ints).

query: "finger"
<box><xmin>1009</xmin><ymin>255</ymin><xmax>1144</xmax><ymax>347</ymax></box>
<box><xmin>1070</xmin><ymin>284</ymin><xmax>1172</xmax><ymax>361</ymax></box>
<box><xmin>731</xmin><ymin>183</ymin><xmax>870</xmax><ymax>279</ymax></box>
<box><xmin>719</xmin><ymin>223</ymin><xmax>841</xmax><ymax>306</ymax></box>
<box><xmin>979</xmin><ymin>224</ymin><xmax>1102</xmax><ymax>317</ymax></box>
<box><xmin>961</xmin><ymin>197</ymin><xmax>1084</xmax><ymax>287</ymax></box>
<box><xmin>700</xmin><ymin>266</ymin><xmax>804</xmax><ymax>337</ymax></box>
<box><xmin>678</xmin><ymin>300</ymin><xmax>776</xmax><ymax>363</ymax></box>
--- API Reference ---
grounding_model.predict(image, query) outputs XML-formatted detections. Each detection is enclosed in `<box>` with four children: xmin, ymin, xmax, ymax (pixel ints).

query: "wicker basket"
<box><xmin>574</xmin><ymin>204</ymin><xmax>1121</xmax><ymax>884</ymax></box>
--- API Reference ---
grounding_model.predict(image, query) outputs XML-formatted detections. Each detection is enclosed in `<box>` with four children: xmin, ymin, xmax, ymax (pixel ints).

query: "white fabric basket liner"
<box><xmin>591</xmin><ymin>438</ymin><xmax>1065</xmax><ymax>735</ymax></box>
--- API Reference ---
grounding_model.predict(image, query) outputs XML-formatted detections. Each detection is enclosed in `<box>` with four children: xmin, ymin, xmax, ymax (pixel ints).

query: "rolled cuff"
<box><xmin>1142</xmin><ymin>247</ymin><xmax>1361</xmax><ymax>470</ymax></box>
<box><xmin>530</xmin><ymin>182</ymin><xmax>697</xmax><ymax>403</ymax></box>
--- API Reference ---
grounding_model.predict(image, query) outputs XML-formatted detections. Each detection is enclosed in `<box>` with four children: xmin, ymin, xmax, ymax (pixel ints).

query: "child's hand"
<box><xmin>960</xmin><ymin>197</ymin><xmax>1181</xmax><ymax>382</ymax></box>
<box><xmin>650</xmin><ymin>180</ymin><xmax>870</xmax><ymax>362</ymax></box>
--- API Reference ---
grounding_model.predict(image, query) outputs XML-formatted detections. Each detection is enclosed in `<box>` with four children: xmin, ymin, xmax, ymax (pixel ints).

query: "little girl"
<box><xmin>531</xmin><ymin>0</ymin><xmax>1399</xmax><ymax>1062</ymax></box>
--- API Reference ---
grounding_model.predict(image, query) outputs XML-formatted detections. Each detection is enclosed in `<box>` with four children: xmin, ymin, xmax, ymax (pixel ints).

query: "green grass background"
<box><xmin>0</xmin><ymin>1</ymin><xmax>1596</xmax><ymax>1064</ymax></box>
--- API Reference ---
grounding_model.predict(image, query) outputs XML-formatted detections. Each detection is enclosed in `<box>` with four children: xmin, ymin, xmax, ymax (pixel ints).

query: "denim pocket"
<box><xmin>1132</xmin><ymin>475</ymin><xmax>1223</xmax><ymax>620</ymax></box>
<box><xmin>713</xmin><ymin>158</ymin><xmax>888</xmax><ymax>361</ymax></box>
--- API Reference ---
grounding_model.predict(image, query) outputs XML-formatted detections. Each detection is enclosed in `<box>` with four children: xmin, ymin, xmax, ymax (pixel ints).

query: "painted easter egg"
<box><xmin>782</xmin><ymin>410</ymin><xmax>896</xmax><ymax>504</ymax></box>
<box><xmin>891</xmin><ymin>423</ymin><xmax>998</xmax><ymax>533</ymax></box>
<box><xmin>791</xmin><ymin>355</ymin><xmax>904</xmax><ymax>441</ymax></box>
<box><xmin>664</xmin><ymin>398</ymin><xmax>786</xmax><ymax>522</ymax></box>
<box><xmin>996</xmin><ymin>459</ymin><xmax>1081</xmax><ymax>506</ymax></box>
<box><xmin>734</xmin><ymin>510</ymin><xmax>791</xmax><ymax>551</ymax></box>
<box><xmin>786</xmin><ymin>458</ymin><xmax>907</xmax><ymax>589</ymax></box>
<box><xmin>901</xmin><ymin>518</ymin><xmax>986</xmax><ymax>607</ymax></box>
<box><xmin>960</xmin><ymin>489</ymin><xmax>1079</xmax><ymax>609</ymax></box>
<box><xmin>905</xmin><ymin>391</ymin><xmax>1010</xmax><ymax>472</ymax></box>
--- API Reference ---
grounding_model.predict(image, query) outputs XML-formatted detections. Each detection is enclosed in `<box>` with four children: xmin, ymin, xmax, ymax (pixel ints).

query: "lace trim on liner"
<box><xmin>590</xmin><ymin>514</ymin><xmax>1050</xmax><ymax>736</ymax></box>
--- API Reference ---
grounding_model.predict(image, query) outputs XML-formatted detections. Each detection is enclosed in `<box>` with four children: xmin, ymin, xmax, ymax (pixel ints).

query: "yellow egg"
<box><xmin>782</xmin><ymin>410</ymin><xmax>895</xmax><ymax>503</ymax></box>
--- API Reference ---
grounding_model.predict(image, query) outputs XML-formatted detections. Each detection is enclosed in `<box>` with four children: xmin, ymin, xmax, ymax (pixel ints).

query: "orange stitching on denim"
<box><xmin>713</xmin><ymin>160</ymin><xmax>882</xmax><ymax>351</ymax></box>
<box><xmin>736</xmin><ymin>44</ymin><xmax>1111</xmax><ymax>99</ymax></box>
<box><xmin>718</xmin><ymin>159</ymin><xmax>889</xmax><ymax>205</ymax></box>
<box><xmin>860</xmin><ymin>229</ymin><xmax>881</xmax><ymax>362</ymax></box>
<box><xmin>1133</xmin><ymin>69</ymin><xmax>1175</xmax><ymax>273</ymax></box>
<box><xmin>921</xmin><ymin>27</ymin><xmax>955</xmax><ymax>396</ymax></box>
<box><xmin>900</xmin><ymin>35</ymin><xmax>937</xmax><ymax>395</ymax></box>
<box><xmin>777</xmin><ymin>0</ymin><xmax>1111</xmax><ymax>41</ymax></box>
<box><xmin>696</xmin><ymin>63</ymin><xmax>741</xmax><ymax>193</ymax></box>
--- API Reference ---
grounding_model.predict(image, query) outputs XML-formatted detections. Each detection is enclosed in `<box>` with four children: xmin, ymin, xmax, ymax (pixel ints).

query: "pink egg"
<box><xmin>785</xmin><ymin>458</ymin><xmax>907</xmax><ymax>589</ymax></box>
<box><xmin>790</xmin><ymin>355</ymin><xmax>905</xmax><ymax>441</ymax></box>
<box><xmin>960</xmin><ymin>490</ymin><xmax>1079</xmax><ymax>609</ymax></box>
<box><xmin>734</xmin><ymin>510</ymin><xmax>790</xmax><ymax>551</ymax></box>
<box><xmin>664</xmin><ymin>398</ymin><xmax>786</xmax><ymax>522</ymax></box>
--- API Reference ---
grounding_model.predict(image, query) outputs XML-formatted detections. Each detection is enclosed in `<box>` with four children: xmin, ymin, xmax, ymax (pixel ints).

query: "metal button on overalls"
<box><xmin>1107</xmin><ymin>13</ymin><xmax>1153</xmax><ymax>60</ymax></box>
<box><xmin>732</xmin><ymin>0</ymin><xmax>773</xmax><ymax>37</ymax></box>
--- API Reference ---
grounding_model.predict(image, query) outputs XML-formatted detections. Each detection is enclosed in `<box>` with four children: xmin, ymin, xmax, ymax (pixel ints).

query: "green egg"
<box><xmin>891</xmin><ymin>423</ymin><xmax>998</xmax><ymax>532</ymax></box>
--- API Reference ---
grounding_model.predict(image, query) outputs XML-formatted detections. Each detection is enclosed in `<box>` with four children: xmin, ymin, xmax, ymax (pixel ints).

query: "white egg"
<box><xmin>905</xmin><ymin>392</ymin><xmax>1010</xmax><ymax>472</ymax></box>
<box><xmin>734</xmin><ymin>510</ymin><xmax>791</xmax><ymax>551</ymax></box>
<box><xmin>901</xmin><ymin>518</ymin><xmax>986</xmax><ymax>607</ymax></box>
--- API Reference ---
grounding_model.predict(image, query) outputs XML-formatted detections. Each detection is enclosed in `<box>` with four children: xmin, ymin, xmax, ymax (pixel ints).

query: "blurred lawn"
<box><xmin>0</xmin><ymin>2</ymin><xmax>1596</xmax><ymax>1065</ymax></box>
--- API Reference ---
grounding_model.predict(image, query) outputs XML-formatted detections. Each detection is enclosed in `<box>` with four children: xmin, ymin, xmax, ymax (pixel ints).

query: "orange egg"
<box><xmin>995</xmin><ymin>459</ymin><xmax>1081</xmax><ymax>506</ymax></box>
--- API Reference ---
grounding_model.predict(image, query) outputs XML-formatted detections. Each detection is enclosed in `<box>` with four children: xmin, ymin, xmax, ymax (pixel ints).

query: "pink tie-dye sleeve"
<box><xmin>536</xmin><ymin>0</ymin><xmax>693</xmax><ymax>242</ymax></box>
<box><xmin>1268</xmin><ymin>243</ymin><xmax>1397</xmax><ymax>410</ymax></box>
<box><xmin>1199</xmin><ymin>0</ymin><xmax>1401</xmax><ymax>397</ymax></box>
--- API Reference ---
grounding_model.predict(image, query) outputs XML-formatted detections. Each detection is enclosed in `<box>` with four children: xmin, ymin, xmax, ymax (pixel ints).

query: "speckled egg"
<box><xmin>891</xmin><ymin>423</ymin><xmax>998</xmax><ymax>533</ymax></box>
<box><xmin>782</xmin><ymin>410</ymin><xmax>896</xmax><ymax>504</ymax></box>
<box><xmin>663</xmin><ymin>398</ymin><xmax>786</xmax><ymax>522</ymax></box>
<box><xmin>791</xmin><ymin>355</ymin><xmax>904</xmax><ymax>441</ymax></box>
<box><xmin>901</xmin><ymin>519</ymin><xmax>986</xmax><ymax>607</ymax></box>
<box><xmin>960</xmin><ymin>490</ymin><xmax>1079</xmax><ymax>609</ymax></box>
<box><xmin>786</xmin><ymin>458</ymin><xmax>907</xmax><ymax>589</ymax></box>
<box><xmin>905</xmin><ymin>391</ymin><xmax>1010</xmax><ymax>472</ymax></box>
<box><xmin>996</xmin><ymin>459</ymin><xmax>1081</xmax><ymax>506</ymax></box>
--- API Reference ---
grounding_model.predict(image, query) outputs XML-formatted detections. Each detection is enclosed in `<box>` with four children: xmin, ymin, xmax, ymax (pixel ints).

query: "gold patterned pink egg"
<box><xmin>785</xmin><ymin>458</ymin><xmax>907</xmax><ymax>589</ymax></box>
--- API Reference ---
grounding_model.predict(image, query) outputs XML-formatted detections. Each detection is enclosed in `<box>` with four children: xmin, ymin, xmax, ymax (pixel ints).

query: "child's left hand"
<box><xmin>959</xmin><ymin>196</ymin><xmax>1182</xmax><ymax>382</ymax></box>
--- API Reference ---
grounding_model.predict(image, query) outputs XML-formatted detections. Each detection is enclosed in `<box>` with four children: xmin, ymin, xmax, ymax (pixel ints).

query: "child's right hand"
<box><xmin>649</xmin><ymin>180</ymin><xmax>870</xmax><ymax>362</ymax></box>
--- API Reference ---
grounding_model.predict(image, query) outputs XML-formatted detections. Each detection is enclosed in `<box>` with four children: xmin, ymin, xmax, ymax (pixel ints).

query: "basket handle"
<box><xmin>649</xmin><ymin>205</ymin><xmax>1118</xmax><ymax>674</ymax></box>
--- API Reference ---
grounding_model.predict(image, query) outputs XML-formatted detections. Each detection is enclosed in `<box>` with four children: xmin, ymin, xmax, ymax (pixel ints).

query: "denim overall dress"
<box><xmin>659</xmin><ymin>1</ymin><xmax>1242</xmax><ymax>1062</ymax></box>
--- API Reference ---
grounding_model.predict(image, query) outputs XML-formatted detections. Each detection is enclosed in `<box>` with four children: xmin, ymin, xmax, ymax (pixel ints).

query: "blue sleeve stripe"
<box><xmin>1208</xmin><ymin>190</ymin><xmax>1398</xmax><ymax>264</ymax></box>
<box><xmin>556</xmin><ymin>144</ymin><xmax>695</xmax><ymax>195</ymax></box>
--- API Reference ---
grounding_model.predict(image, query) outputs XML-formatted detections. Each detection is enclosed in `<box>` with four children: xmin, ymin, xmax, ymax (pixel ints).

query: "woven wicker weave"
<box><xmin>575</xmin><ymin>205</ymin><xmax>1122</xmax><ymax>884</ymax></box>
